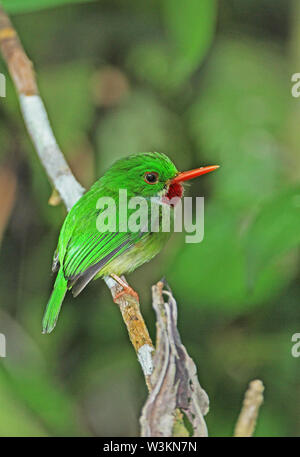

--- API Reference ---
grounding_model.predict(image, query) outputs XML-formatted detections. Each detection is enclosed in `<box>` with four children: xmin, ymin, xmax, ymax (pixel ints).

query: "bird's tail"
<box><xmin>42</xmin><ymin>268</ymin><xmax>67</xmax><ymax>334</ymax></box>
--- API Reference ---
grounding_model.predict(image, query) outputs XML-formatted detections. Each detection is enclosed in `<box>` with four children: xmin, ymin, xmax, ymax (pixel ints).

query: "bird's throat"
<box><xmin>165</xmin><ymin>183</ymin><xmax>183</xmax><ymax>201</ymax></box>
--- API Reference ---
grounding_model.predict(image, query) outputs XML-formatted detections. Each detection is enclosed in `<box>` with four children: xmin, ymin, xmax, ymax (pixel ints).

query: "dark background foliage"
<box><xmin>0</xmin><ymin>0</ymin><xmax>299</xmax><ymax>436</ymax></box>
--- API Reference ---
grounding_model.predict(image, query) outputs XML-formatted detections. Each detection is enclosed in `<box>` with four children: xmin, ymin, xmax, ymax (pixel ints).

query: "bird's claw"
<box><xmin>110</xmin><ymin>274</ymin><xmax>139</xmax><ymax>303</ymax></box>
<box><xmin>114</xmin><ymin>285</ymin><xmax>139</xmax><ymax>303</ymax></box>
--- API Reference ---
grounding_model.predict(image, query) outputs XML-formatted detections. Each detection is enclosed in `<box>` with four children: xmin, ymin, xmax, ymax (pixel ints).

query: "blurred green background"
<box><xmin>0</xmin><ymin>0</ymin><xmax>299</xmax><ymax>437</ymax></box>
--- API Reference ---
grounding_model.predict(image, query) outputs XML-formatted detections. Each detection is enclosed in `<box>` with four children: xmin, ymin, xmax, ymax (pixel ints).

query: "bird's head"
<box><xmin>101</xmin><ymin>152</ymin><xmax>219</xmax><ymax>201</ymax></box>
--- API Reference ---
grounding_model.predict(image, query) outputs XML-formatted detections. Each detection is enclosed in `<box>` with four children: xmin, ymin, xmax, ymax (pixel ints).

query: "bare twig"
<box><xmin>140</xmin><ymin>281</ymin><xmax>209</xmax><ymax>437</ymax></box>
<box><xmin>104</xmin><ymin>275</ymin><xmax>154</xmax><ymax>390</ymax></box>
<box><xmin>234</xmin><ymin>379</ymin><xmax>264</xmax><ymax>437</ymax></box>
<box><xmin>0</xmin><ymin>5</ymin><xmax>154</xmax><ymax>383</ymax></box>
<box><xmin>0</xmin><ymin>5</ymin><xmax>84</xmax><ymax>210</ymax></box>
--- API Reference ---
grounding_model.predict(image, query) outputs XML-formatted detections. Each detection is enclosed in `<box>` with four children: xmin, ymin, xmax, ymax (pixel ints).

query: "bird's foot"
<box><xmin>110</xmin><ymin>274</ymin><xmax>139</xmax><ymax>303</ymax></box>
<box><xmin>114</xmin><ymin>286</ymin><xmax>139</xmax><ymax>303</ymax></box>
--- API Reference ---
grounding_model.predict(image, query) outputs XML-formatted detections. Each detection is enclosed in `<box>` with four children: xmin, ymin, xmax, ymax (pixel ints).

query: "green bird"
<box><xmin>42</xmin><ymin>152</ymin><xmax>218</xmax><ymax>333</ymax></box>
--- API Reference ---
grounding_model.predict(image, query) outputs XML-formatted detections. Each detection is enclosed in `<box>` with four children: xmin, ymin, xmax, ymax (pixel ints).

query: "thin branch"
<box><xmin>234</xmin><ymin>379</ymin><xmax>264</xmax><ymax>437</ymax></box>
<box><xmin>104</xmin><ymin>276</ymin><xmax>154</xmax><ymax>390</ymax></box>
<box><xmin>0</xmin><ymin>5</ymin><xmax>154</xmax><ymax>384</ymax></box>
<box><xmin>0</xmin><ymin>5</ymin><xmax>84</xmax><ymax>211</ymax></box>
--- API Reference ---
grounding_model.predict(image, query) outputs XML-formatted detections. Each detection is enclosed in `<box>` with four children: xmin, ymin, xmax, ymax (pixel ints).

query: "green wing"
<box><xmin>58</xmin><ymin>201</ymin><xmax>146</xmax><ymax>297</ymax></box>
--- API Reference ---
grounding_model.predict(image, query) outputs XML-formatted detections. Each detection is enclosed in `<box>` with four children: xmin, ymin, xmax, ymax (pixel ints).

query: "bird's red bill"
<box><xmin>171</xmin><ymin>165</ymin><xmax>219</xmax><ymax>184</ymax></box>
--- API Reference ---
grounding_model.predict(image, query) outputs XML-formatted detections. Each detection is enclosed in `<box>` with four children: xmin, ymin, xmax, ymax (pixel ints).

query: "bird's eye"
<box><xmin>144</xmin><ymin>172</ymin><xmax>159</xmax><ymax>184</ymax></box>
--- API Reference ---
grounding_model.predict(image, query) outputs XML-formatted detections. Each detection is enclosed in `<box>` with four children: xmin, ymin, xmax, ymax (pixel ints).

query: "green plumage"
<box><xmin>43</xmin><ymin>152</ymin><xmax>178</xmax><ymax>333</ymax></box>
<box><xmin>42</xmin><ymin>269</ymin><xmax>67</xmax><ymax>333</ymax></box>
